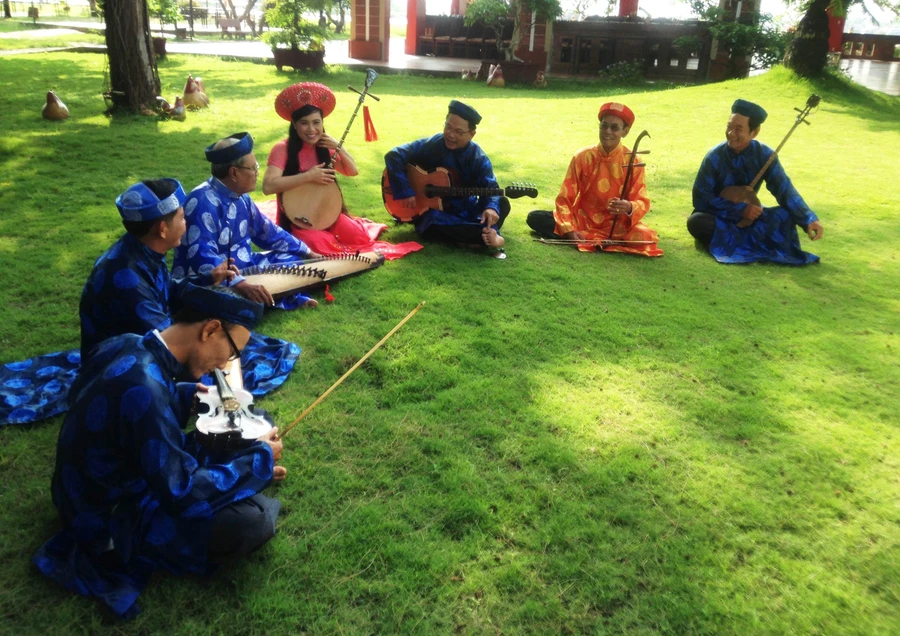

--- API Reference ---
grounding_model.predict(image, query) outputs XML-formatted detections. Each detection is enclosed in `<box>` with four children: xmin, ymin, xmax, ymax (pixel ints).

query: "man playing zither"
<box><xmin>173</xmin><ymin>132</ymin><xmax>321</xmax><ymax>309</ymax></box>
<box><xmin>33</xmin><ymin>285</ymin><xmax>284</xmax><ymax>619</ymax></box>
<box><xmin>687</xmin><ymin>99</ymin><xmax>824</xmax><ymax>265</ymax></box>
<box><xmin>384</xmin><ymin>100</ymin><xmax>508</xmax><ymax>255</ymax></box>
<box><xmin>80</xmin><ymin>179</ymin><xmax>236</xmax><ymax>361</ymax></box>
<box><xmin>526</xmin><ymin>102</ymin><xmax>663</xmax><ymax>257</ymax></box>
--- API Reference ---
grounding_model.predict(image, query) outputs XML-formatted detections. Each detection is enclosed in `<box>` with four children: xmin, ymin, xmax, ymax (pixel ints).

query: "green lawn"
<box><xmin>1</xmin><ymin>53</ymin><xmax>899</xmax><ymax>634</ymax></box>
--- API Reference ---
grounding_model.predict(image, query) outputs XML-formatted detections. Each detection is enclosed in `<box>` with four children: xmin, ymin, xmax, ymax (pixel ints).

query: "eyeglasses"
<box><xmin>222</xmin><ymin>327</ymin><xmax>241</xmax><ymax>362</ymax></box>
<box><xmin>235</xmin><ymin>162</ymin><xmax>260</xmax><ymax>174</ymax></box>
<box><xmin>444</xmin><ymin>123</ymin><xmax>472</xmax><ymax>137</ymax></box>
<box><xmin>599</xmin><ymin>123</ymin><xmax>624</xmax><ymax>132</ymax></box>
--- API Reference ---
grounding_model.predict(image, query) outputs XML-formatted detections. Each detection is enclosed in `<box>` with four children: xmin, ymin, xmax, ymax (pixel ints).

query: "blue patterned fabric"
<box><xmin>115</xmin><ymin>179</ymin><xmax>187</xmax><ymax>222</ymax></box>
<box><xmin>32</xmin><ymin>333</ymin><xmax>275</xmax><ymax>618</ymax></box>
<box><xmin>692</xmin><ymin>141</ymin><xmax>819</xmax><ymax>265</ymax></box>
<box><xmin>384</xmin><ymin>134</ymin><xmax>502</xmax><ymax>235</ymax></box>
<box><xmin>172</xmin><ymin>178</ymin><xmax>315</xmax><ymax>309</ymax></box>
<box><xmin>2</xmin><ymin>232</ymin><xmax>301</xmax><ymax>426</ymax></box>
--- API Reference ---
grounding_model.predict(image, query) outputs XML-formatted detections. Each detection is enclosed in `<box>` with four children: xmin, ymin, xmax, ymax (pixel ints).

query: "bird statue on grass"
<box><xmin>42</xmin><ymin>90</ymin><xmax>69</xmax><ymax>121</ymax></box>
<box><xmin>487</xmin><ymin>64</ymin><xmax>505</xmax><ymax>88</ymax></box>
<box><xmin>182</xmin><ymin>75</ymin><xmax>210</xmax><ymax>109</ymax></box>
<box><xmin>171</xmin><ymin>96</ymin><xmax>186</xmax><ymax>121</ymax></box>
<box><xmin>533</xmin><ymin>70</ymin><xmax>547</xmax><ymax>89</ymax></box>
<box><xmin>461</xmin><ymin>69</ymin><xmax>478</xmax><ymax>81</ymax></box>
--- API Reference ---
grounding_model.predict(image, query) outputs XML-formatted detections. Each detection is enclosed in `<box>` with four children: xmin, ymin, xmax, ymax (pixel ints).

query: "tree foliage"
<box><xmin>465</xmin><ymin>0</ymin><xmax>563</xmax><ymax>61</ymax></box>
<box><xmin>263</xmin><ymin>0</ymin><xmax>327</xmax><ymax>49</ymax></box>
<box><xmin>687</xmin><ymin>0</ymin><xmax>792</xmax><ymax>76</ymax></box>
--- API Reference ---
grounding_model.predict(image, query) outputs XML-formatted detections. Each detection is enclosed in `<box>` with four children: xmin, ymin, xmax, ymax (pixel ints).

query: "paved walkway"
<box><xmin>0</xmin><ymin>19</ymin><xmax>477</xmax><ymax>76</ymax></box>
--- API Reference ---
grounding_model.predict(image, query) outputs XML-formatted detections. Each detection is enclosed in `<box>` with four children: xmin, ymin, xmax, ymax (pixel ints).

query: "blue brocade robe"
<box><xmin>172</xmin><ymin>178</ymin><xmax>314</xmax><ymax>309</ymax></box>
<box><xmin>692</xmin><ymin>140</ymin><xmax>820</xmax><ymax>265</ymax></box>
<box><xmin>32</xmin><ymin>333</ymin><xmax>275</xmax><ymax>618</ymax></box>
<box><xmin>1</xmin><ymin>233</ymin><xmax>300</xmax><ymax>426</ymax></box>
<box><xmin>384</xmin><ymin>135</ymin><xmax>501</xmax><ymax>235</ymax></box>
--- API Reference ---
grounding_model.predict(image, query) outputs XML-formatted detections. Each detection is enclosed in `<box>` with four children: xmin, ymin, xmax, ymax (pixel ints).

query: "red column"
<box><xmin>619</xmin><ymin>0</ymin><xmax>639</xmax><ymax>17</ymax></box>
<box><xmin>349</xmin><ymin>0</ymin><xmax>390</xmax><ymax>61</ymax></box>
<box><xmin>450</xmin><ymin>0</ymin><xmax>460</xmax><ymax>15</ymax></box>
<box><xmin>405</xmin><ymin>0</ymin><xmax>424</xmax><ymax>55</ymax></box>
<box><xmin>826</xmin><ymin>7</ymin><xmax>846</xmax><ymax>53</ymax></box>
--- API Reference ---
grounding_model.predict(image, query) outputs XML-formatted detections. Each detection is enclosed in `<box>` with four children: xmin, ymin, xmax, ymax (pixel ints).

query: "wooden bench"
<box><xmin>219</xmin><ymin>18</ymin><xmax>247</xmax><ymax>39</ymax></box>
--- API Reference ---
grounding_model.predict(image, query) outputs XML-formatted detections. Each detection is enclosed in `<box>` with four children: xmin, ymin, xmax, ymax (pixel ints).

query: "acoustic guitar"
<box><xmin>382</xmin><ymin>164</ymin><xmax>538</xmax><ymax>223</ymax></box>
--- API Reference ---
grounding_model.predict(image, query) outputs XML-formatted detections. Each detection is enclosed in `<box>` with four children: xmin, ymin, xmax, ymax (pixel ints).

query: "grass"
<box><xmin>1</xmin><ymin>52</ymin><xmax>899</xmax><ymax>634</ymax></box>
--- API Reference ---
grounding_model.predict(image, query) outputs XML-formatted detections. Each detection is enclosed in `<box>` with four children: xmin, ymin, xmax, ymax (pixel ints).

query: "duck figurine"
<box><xmin>533</xmin><ymin>70</ymin><xmax>547</xmax><ymax>89</ymax></box>
<box><xmin>486</xmin><ymin>64</ymin><xmax>505</xmax><ymax>88</ymax></box>
<box><xmin>461</xmin><ymin>69</ymin><xmax>478</xmax><ymax>81</ymax></box>
<box><xmin>182</xmin><ymin>74</ymin><xmax>209</xmax><ymax>109</ymax></box>
<box><xmin>42</xmin><ymin>90</ymin><xmax>69</xmax><ymax>121</ymax></box>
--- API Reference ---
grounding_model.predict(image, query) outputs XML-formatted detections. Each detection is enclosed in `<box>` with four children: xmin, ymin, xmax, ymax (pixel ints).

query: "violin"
<box><xmin>195</xmin><ymin>365</ymin><xmax>274</xmax><ymax>452</ymax></box>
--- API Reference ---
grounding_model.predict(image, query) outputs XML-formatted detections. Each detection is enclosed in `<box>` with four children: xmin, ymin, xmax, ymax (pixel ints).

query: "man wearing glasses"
<box><xmin>526</xmin><ymin>102</ymin><xmax>663</xmax><ymax>257</ymax></box>
<box><xmin>33</xmin><ymin>284</ymin><xmax>285</xmax><ymax>619</ymax></box>
<box><xmin>174</xmin><ymin>132</ymin><xmax>321</xmax><ymax>309</ymax></box>
<box><xmin>384</xmin><ymin>100</ymin><xmax>509</xmax><ymax>256</ymax></box>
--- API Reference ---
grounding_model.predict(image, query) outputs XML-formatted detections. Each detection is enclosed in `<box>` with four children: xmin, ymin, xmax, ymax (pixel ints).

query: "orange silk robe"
<box><xmin>554</xmin><ymin>143</ymin><xmax>663</xmax><ymax>256</ymax></box>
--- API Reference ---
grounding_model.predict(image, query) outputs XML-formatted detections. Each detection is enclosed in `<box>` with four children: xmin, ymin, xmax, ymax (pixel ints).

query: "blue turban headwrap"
<box><xmin>115</xmin><ymin>179</ymin><xmax>187</xmax><ymax>222</ymax></box>
<box><xmin>448</xmin><ymin>100</ymin><xmax>482</xmax><ymax>128</ymax></box>
<box><xmin>205</xmin><ymin>132</ymin><xmax>254</xmax><ymax>164</ymax></box>
<box><xmin>174</xmin><ymin>283</ymin><xmax>264</xmax><ymax>330</ymax></box>
<box><xmin>731</xmin><ymin>99</ymin><xmax>768</xmax><ymax>130</ymax></box>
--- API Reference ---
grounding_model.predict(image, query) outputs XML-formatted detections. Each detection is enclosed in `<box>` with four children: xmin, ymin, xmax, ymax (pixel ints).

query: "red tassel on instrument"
<box><xmin>363</xmin><ymin>105</ymin><xmax>378</xmax><ymax>142</ymax></box>
<box><xmin>324</xmin><ymin>284</ymin><xmax>335</xmax><ymax>303</ymax></box>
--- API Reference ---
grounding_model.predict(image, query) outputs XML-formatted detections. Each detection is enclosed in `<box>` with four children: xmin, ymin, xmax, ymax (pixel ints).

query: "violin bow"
<box><xmin>535</xmin><ymin>238</ymin><xmax>657</xmax><ymax>247</ymax></box>
<box><xmin>279</xmin><ymin>301</ymin><xmax>425</xmax><ymax>439</ymax></box>
<box><xmin>329</xmin><ymin>68</ymin><xmax>380</xmax><ymax>167</ymax></box>
<box><xmin>604</xmin><ymin>130</ymin><xmax>650</xmax><ymax>247</ymax></box>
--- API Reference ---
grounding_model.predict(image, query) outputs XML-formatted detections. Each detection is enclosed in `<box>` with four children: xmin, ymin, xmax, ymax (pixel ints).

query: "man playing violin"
<box><xmin>526</xmin><ymin>102</ymin><xmax>663</xmax><ymax>256</ymax></box>
<box><xmin>33</xmin><ymin>285</ymin><xmax>285</xmax><ymax>619</ymax></box>
<box><xmin>173</xmin><ymin>132</ymin><xmax>321</xmax><ymax>309</ymax></box>
<box><xmin>384</xmin><ymin>100</ymin><xmax>509</xmax><ymax>256</ymax></box>
<box><xmin>687</xmin><ymin>99</ymin><xmax>824</xmax><ymax>265</ymax></box>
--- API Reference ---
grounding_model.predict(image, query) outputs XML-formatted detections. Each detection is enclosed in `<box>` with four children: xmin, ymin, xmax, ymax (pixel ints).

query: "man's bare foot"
<box><xmin>482</xmin><ymin>228</ymin><xmax>505</xmax><ymax>248</ymax></box>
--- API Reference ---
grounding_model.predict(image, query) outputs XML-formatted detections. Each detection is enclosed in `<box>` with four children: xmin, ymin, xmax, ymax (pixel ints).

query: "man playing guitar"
<box><xmin>384</xmin><ymin>100</ymin><xmax>509</xmax><ymax>257</ymax></box>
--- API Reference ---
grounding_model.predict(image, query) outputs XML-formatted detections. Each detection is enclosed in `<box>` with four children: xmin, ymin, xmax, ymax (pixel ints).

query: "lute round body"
<box><xmin>281</xmin><ymin>181</ymin><xmax>343</xmax><ymax>230</ymax></box>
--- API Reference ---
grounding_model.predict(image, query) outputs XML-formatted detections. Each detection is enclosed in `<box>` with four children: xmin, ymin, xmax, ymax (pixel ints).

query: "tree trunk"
<box><xmin>4</xmin><ymin>0</ymin><xmax>12</xmax><ymax>19</ymax></box>
<box><xmin>783</xmin><ymin>0</ymin><xmax>830</xmax><ymax>77</ymax></box>
<box><xmin>238</xmin><ymin>0</ymin><xmax>257</xmax><ymax>23</ymax></box>
<box><xmin>104</xmin><ymin>0</ymin><xmax>161</xmax><ymax>113</ymax></box>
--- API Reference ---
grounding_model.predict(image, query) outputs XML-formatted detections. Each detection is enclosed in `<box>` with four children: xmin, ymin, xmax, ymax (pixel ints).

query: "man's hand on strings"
<box><xmin>481</xmin><ymin>208</ymin><xmax>499</xmax><ymax>228</ymax></box>
<box><xmin>308</xmin><ymin>163</ymin><xmax>337</xmax><ymax>185</ymax></box>
<box><xmin>737</xmin><ymin>203</ymin><xmax>763</xmax><ymax>228</ymax></box>
<box><xmin>234</xmin><ymin>280</ymin><xmax>275</xmax><ymax>307</ymax></box>
<box><xmin>608</xmin><ymin>198</ymin><xmax>633</xmax><ymax>215</ymax></box>
<box><xmin>806</xmin><ymin>220</ymin><xmax>824</xmax><ymax>241</ymax></box>
<box><xmin>210</xmin><ymin>258</ymin><xmax>240</xmax><ymax>285</ymax></box>
<box><xmin>397</xmin><ymin>196</ymin><xmax>418</xmax><ymax>210</ymax></box>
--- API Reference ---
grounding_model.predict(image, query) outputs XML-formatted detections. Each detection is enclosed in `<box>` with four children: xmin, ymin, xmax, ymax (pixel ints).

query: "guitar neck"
<box><xmin>428</xmin><ymin>187</ymin><xmax>504</xmax><ymax>198</ymax></box>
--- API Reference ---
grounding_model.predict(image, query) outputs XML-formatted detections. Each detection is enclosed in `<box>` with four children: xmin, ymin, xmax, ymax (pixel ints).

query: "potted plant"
<box><xmin>263</xmin><ymin>0</ymin><xmax>327</xmax><ymax>71</ymax></box>
<box><xmin>148</xmin><ymin>0</ymin><xmax>180</xmax><ymax>57</ymax></box>
<box><xmin>464</xmin><ymin>0</ymin><xmax>561</xmax><ymax>82</ymax></box>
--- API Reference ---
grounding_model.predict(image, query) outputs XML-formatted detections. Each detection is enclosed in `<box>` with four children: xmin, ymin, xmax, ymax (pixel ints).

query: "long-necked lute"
<box><xmin>722</xmin><ymin>94</ymin><xmax>821</xmax><ymax>228</ymax></box>
<box><xmin>604</xmin><ymin>130</ymin><xmax>650</xmax><ymax>246</ymax></box>
<box><xmin>382</xmin><ymin>163</ymin><xmax>538</xmax><ymax>222</ymax></box>
<box><xmin>282</xmin><ymin>69</ymin><xmax>380</xmax><ymax>230</ymax></box>
<box><xmin>240</xmin><ymin>251</ymin><xmax>384</xmax><ymax>299</ymax></box>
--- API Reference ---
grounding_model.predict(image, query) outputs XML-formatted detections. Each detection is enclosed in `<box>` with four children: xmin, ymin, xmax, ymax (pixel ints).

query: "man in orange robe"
<box><xmin>527</xmin><ymin>102</ymin><xmax>663</xmax><ymax>257</ymax></box>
